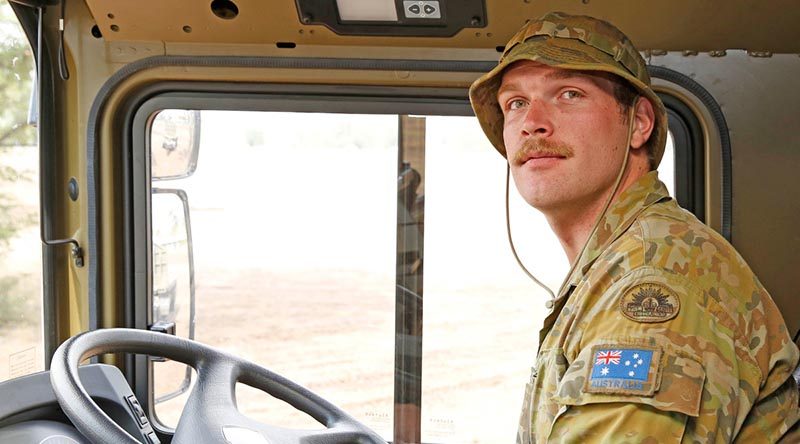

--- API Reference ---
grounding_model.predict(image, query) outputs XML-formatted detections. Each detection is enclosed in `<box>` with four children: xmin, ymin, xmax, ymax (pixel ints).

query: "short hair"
<box><xmin>596</xmin><ymin>72</ymin><xmax>660</xmax><ymax>170</ymax></box>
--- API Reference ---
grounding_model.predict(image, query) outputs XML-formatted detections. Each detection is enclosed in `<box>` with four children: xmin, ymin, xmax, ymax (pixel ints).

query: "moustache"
<box><xmin>512</xmin><ymin>139</ymin><xmax>574</xmax><ymax>166</ymax></box>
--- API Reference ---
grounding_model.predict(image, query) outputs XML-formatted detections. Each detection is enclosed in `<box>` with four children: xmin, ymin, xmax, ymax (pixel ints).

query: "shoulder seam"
<box><xmin>636</xmin><ymin>218</ymin><xmax>649</xmax><ymax>268</ymax></box>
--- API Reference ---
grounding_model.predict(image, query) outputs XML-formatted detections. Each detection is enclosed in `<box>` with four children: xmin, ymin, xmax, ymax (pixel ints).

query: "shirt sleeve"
<box><xmin>548</xmin><ymin>402</ymin><xmax>690</xmax><ymax>443</ymax></box>
<box><xmin>548</xmin><ymin>334</ymin><xmax>704</xmax><ymax>443</ymax></box>
<box><xmin>548</xmin><ymin>265</ymin><xmax>798</xmax><ymax>443</ymax></box>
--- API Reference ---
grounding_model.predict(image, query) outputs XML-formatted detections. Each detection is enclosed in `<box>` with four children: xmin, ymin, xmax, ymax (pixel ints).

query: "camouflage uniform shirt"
<box><xmin>518</xmin><ymin>171</ymin><xmax>799</xmax><ymax>443</ymax></box>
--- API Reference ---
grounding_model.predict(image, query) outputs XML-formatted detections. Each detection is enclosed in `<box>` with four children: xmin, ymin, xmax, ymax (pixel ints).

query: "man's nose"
<box><xmin>521</xmin><ymin>101</ymin><xmax>553</xmax><ymax>138</ymax></box>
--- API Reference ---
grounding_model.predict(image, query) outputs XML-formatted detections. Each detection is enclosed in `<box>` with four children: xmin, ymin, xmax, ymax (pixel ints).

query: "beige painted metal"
<box><xmin>79</xmin><ymin>0</ymin><xmax>800</xmax><ymax>53</ymax></box>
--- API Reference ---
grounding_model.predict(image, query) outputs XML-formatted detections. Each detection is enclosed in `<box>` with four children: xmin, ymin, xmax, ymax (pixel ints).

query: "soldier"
<box><xmin>469</xmin><ymin>12</ymin><xmax>800</xmax><ymax>443</ymax></box>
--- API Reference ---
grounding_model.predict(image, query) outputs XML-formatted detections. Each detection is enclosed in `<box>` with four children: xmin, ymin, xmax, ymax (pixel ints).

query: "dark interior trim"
<box><xmin>661</xmin><ymin>93</ymin><xmax>705</xmax><ymax>222</ymax></box>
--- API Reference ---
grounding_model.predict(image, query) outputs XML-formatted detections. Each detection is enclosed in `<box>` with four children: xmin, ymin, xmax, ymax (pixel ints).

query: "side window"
<box><xmin>147</xmin><ymin>108</ymin><xmax>679</xmax><ymax>442</ymax></box>
<box><xmin>659</xmin><ymin>130</ymin><xmax>676</xmax><ymax>196</ymax></box>
<box><xmin>149</xmin><ymin>112</ymin><xmax>400</xmax><ymax>433</ymax></box>
<box><xmin>0</xmin><ymin>0</ymin><xmax>42</xmax><ymax>382</ymax></box>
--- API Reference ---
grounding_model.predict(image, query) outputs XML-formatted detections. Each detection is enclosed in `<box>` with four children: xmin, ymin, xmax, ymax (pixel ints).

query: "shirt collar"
<box><xmin>559</xmin><ymin>171</ymin><xmax>672</xmax><ymax>296</ymax></box>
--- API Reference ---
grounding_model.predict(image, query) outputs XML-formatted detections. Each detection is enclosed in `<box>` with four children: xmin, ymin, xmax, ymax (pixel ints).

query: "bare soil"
<box><xmin>151</xmin><ymin>267</ymin><xmax>544</xmax><ymax>443</ymax></box>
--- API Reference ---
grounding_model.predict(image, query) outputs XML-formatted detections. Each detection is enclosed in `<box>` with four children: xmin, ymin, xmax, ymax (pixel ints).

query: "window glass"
<box><xmin>151</xmin><ymin>111</ymin><xmax>398</xmax><ymax>435</ymax></box>
<box><xmin>149</xmin><ymin>110</ymin><xmax>677</xmax><ymax>442</ymax></box>
<box><xmin>659</xmin><ymin>130</ymin><xmax>676</xmax><ymax>197</ymax></box>
<box><xmin>419</xmin><ymin>116</ymin><xmax>561</xmax><ymax>442</ymax></box>
<box><xmin>0</xmin><ymin>0</ymin><xmax>42</xmax><ymax>383</ymax></box>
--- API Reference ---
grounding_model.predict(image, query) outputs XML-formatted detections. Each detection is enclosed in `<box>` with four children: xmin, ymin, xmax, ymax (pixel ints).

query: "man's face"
<box><xmin>498</xmin><ymin>61</ymin><xmax>633</xmax><ymax>214</ymax></box>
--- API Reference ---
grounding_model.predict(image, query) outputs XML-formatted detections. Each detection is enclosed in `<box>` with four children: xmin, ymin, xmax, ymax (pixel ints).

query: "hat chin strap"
<box><xmin>505</xmin><ymin>105</ymin><xmax>638</xmax><ymax>302</ymax></box>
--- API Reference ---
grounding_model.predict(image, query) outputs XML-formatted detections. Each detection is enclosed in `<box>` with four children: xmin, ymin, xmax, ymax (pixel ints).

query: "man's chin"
<box><xmin>518</xmin><ymin>191</ymin><xmax>560</xmax><ymax>211</ymax></box>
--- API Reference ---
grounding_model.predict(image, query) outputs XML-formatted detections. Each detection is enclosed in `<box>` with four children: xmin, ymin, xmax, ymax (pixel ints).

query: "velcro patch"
<box><xmin>584</xmin><ymin>345</ymin><xmax>662</xmax><ymax>396</ymax></box>
<box><xmin>619</xmin><ymin>282</ymin><xmax>680</xmax><ymax>323</ymax></box>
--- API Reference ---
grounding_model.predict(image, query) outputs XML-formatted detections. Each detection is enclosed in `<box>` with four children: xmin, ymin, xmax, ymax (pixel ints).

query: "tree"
<box><xmin>0</xmin><ymin>1</ymin><xmax>34</xmax><ymax>147</ymax></box>
<box><xmin>0</xmin><ymin>0</ymin><xmax>37</xmax><ymax>326</ymax></box>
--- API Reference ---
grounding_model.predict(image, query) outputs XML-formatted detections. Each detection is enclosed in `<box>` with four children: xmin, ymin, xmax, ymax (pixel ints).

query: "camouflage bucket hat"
<box><xmin>469</xmin><ymin>12</ymin><xmax>668</xmax><ymax>168</ymax></box>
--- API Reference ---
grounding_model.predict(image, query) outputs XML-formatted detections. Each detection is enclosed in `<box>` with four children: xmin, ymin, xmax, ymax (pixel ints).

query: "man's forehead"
<box><xmin>497</xmin><ymin>61</ymin><xmax>616</xmax><ymax>96</ymax></box>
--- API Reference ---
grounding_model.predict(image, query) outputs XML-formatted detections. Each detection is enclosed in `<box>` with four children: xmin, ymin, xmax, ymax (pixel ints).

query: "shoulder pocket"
<box><xmin>552</xmin><ymin>340</ymin><xmax>705</xmax><ymax>418</ymax></box>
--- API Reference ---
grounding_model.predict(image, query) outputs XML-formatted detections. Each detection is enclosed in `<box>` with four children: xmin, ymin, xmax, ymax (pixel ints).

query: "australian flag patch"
<box><xmin>585</xmin><ymin>345</ymin><xmax>661</xmax><ymax>396</ymax></box>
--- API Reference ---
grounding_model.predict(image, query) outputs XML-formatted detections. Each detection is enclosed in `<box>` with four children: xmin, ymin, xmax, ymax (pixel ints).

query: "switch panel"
<box><xmin>402</xmin><ymin>1</ymin><xmax>442</xmax><ymax>19</ymax></box>
<box><xmin>125</xmin><ymin>395</ymin><xmax>149</xmax><ymax>428</ymax></box>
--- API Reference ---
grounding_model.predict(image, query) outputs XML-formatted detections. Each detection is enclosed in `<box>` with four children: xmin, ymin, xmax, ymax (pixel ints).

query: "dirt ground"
<box><xmin>152</xmin><ymin>267</ymin><xmax>545</xmax><ymax>444</ymax></box>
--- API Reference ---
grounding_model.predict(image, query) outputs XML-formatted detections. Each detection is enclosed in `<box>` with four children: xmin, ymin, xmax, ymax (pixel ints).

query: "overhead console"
<box><xmin>295</xmin><ymin>0</ymin><xmax>488</xmax><ymax>36</ymax></box>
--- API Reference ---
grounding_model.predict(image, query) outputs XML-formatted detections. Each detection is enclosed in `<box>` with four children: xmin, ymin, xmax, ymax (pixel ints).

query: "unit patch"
<box><xmin>584</xmin><ymin>345</ymin><xmax>662</xmax><ymax>396</ymax></box>
<box><xmin>619</xmin><ymin>282</ymin><xmax>680</xmax><ymax>323</ymax></box>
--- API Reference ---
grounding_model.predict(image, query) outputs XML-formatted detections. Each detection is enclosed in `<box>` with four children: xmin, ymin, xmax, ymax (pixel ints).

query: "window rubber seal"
<box><xmin>648</xmin><ymin>65</ymin><xmax>732</xmax><ymax>241</ymax></box>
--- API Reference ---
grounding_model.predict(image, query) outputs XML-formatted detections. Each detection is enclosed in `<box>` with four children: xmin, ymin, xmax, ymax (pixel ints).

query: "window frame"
<box><xmin>126</xmin><ymin>82</ymin><xmax>705</xmax><ymax>443</ymax></box>
<box><xmin>651</xmin><ymin>65</ymin><xmax>730</xmax><ymax>231</ymax></box>
<box><xmin>660</xmin><ymin>93</ymin><xmax>706</xmax><ymax>221</ymax></box>
<box><xmin>8</xmin><ymin>0</ymin><xmax>61</xmax><ymax>364</ymax></box>
<box><xmin>129</xmin><ymin>84</ymin><xmax>473</xmax><ymax>441</ymax></box>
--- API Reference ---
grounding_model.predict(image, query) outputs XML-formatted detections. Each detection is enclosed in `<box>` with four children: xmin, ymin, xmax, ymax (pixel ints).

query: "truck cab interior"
<box><xmin>0</xmin><ymin>0</ymin><xmax>798</xmax><ymax>443</ymax></box>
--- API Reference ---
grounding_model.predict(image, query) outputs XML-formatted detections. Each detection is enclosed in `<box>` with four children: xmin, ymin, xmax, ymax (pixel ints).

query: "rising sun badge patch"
<box><xmin>619</xmin><ymin>283</ymin><xmax>680</xmax><ymax>323</ymax></box>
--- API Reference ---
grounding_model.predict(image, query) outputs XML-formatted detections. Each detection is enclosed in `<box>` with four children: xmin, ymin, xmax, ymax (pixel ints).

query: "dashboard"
<box><xmin>0</xmin><ymin>364</ymin><xmax>160</xmax><ymax>444</ymax></box>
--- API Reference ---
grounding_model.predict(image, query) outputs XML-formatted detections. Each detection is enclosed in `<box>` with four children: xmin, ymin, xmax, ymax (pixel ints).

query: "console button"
<box><xmin>125</xmin><ymin>395</ymin><xmax>149</xmax><ymax>427</ymax></box>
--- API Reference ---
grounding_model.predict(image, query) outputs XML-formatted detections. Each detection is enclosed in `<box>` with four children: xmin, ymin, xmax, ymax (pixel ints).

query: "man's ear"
<box><xmin>630</xmin><ymin>97</ymin><xmax>655</xmax><ymax>150</ymax></box>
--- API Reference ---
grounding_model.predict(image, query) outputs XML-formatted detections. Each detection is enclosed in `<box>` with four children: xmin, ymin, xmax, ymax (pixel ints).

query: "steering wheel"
<box><xmin>50</xmin><ymin>328</ymin><xmax>387</xmax><ymax>444</ymax></box>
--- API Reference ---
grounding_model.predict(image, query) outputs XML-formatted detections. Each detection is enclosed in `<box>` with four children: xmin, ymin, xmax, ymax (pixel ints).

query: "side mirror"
<box><xmin>150</xmin><ymin>188</ymin><xmax>196</xmax><ymax>404</ymax></box>
<box><xmin>150</xmin><ymin>110</ymin><xmax>201</xmax><ymax>180</ymax></box>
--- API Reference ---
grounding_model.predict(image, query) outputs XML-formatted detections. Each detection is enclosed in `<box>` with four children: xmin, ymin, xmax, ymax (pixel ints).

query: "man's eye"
<box><xmin>561</xmin><ymin>90</ymin><xmax>583</xmax><ymax>100</ymax></box>
<box><xmin>508</xmin><ymin>99</ymin><xmax>527</xmax><ymax>110</ymax></box>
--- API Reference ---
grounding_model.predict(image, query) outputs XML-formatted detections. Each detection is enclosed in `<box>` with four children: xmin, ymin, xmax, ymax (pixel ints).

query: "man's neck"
<box><xmin>545</xmin><ymin>197</ymin><xmax>609</xmax><ymax>265</ymax></box>
<box><xmin>546</xmin><ymin>166</ymin><xmax>650</xmax><ymax>265</ymax></box>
